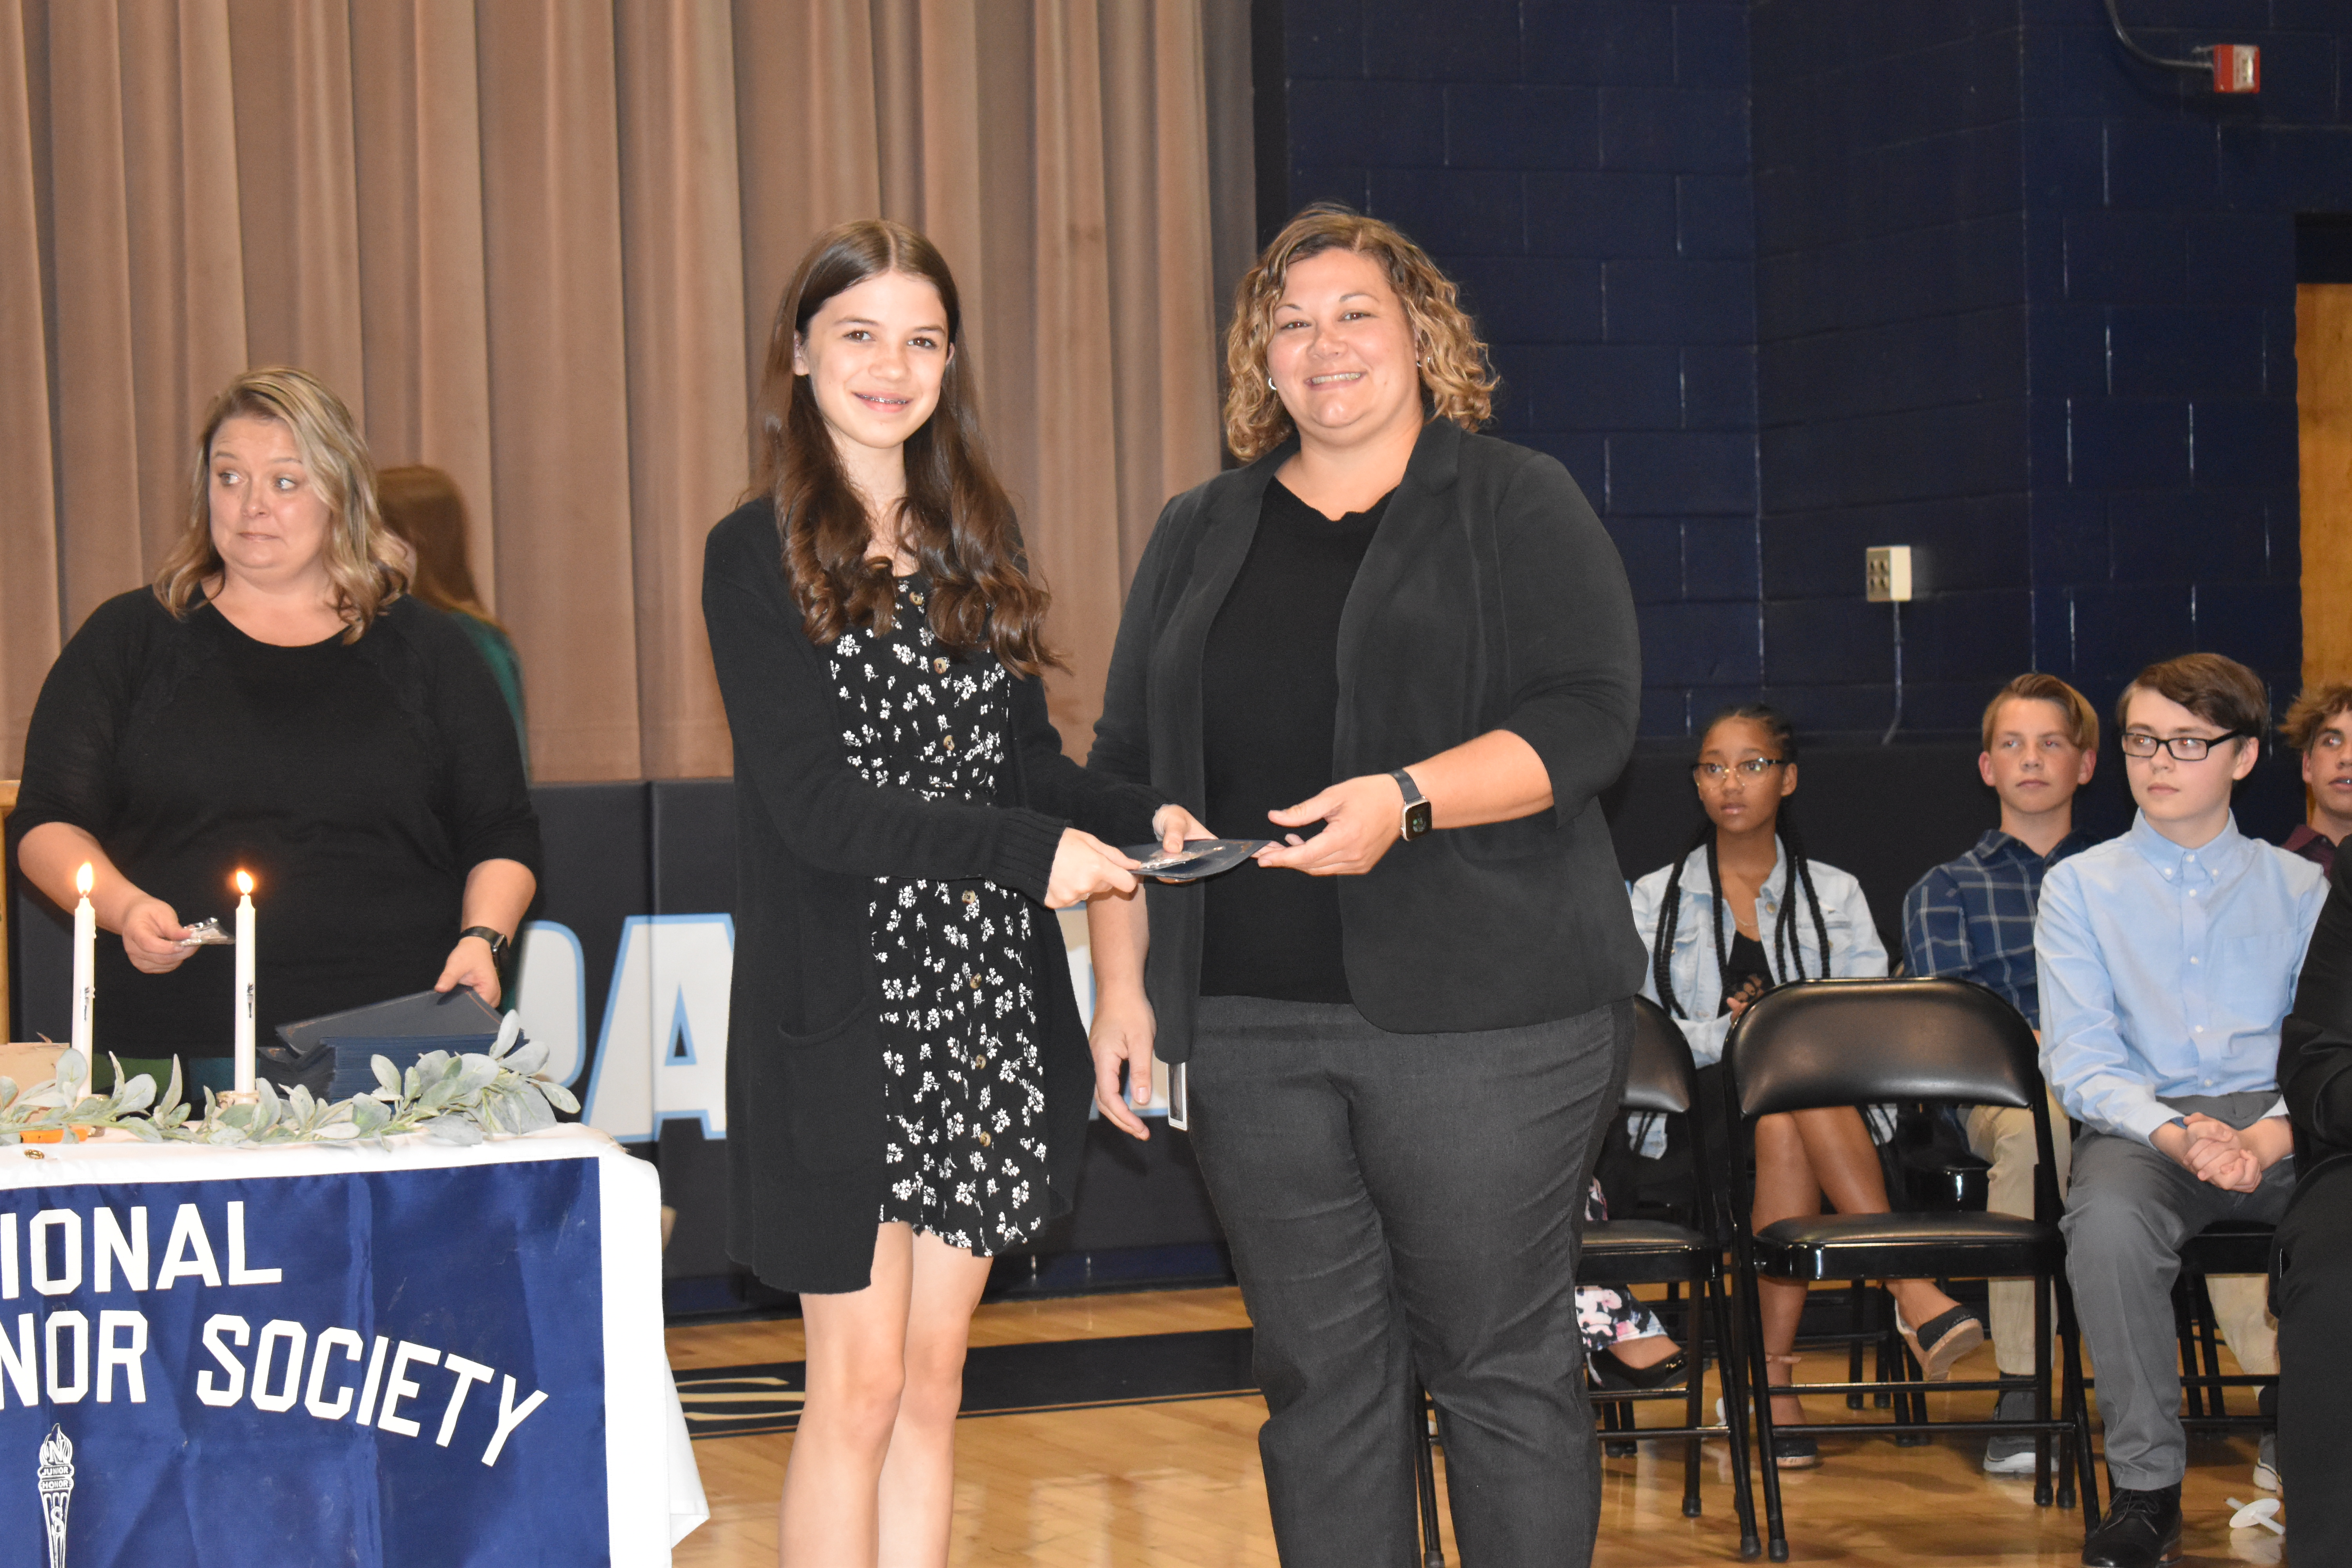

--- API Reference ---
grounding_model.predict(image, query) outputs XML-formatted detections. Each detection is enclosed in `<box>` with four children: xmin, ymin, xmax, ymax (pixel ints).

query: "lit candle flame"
<box><xmin>234</xmin><ymin>870</ymin><xmax>254</xmax><ymax>897</ymax></box>
<box><xmin>74</xmin><ymin>864</ymin><xmax>93</xmax><ymax>898</ymax></box>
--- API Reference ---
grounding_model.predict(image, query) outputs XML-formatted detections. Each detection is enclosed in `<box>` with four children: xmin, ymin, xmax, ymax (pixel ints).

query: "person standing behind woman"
<box><xmin>1629</xmin><ymin>704</ymin><xmax>1984</xmax><ymax>1468</ymax></box>
<box><xmin>377</xmin><ymin>465</ymin><xmax>528</xmax><ymax>772</ymax></box>
<box><xmin>701</xmin><ymin>219</ymin><xmax>1203</xmax><ymax>1568</ymax></box>
<box><xmin>1086</xmin><ymin>205</ymin><xmax>1644</xmax><ymax>1566</ymax></box>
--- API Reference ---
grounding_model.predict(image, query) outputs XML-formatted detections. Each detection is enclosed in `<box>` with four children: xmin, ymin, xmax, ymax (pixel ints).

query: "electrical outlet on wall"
<box><xmin>1866</xmin><ymin>546</ymin><xmax>1913</xmax><ymax>603</ymax></box>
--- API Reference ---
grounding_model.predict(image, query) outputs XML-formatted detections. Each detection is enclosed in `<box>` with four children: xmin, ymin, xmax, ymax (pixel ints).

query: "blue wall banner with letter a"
<box><xmin>0</xmin><ymin>1156</ymin><xmax>607</xmax><ymax>1566</ymax></box>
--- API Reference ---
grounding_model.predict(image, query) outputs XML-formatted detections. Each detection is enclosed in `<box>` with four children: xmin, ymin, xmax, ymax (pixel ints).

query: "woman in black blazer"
<box><xmin>702</xmin><ymin>219</ymin><xmax>1203</xmax><ymax>1566</ymax></box>
<box><xmin>1086</xmin><ymin>206</ymin><xmax>1644</xmax><ymax>1565</ymax></box>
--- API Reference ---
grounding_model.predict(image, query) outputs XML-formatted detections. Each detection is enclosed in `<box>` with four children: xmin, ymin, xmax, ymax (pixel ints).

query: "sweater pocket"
<box><xmin>771</xmin><ymin>1005</ymin><xmax>884</xmax><ymax>1175</ymax></box>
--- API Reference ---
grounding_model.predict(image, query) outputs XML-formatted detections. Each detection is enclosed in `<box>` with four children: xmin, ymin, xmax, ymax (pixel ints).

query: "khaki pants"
<box><xmin>1966</xmin><ymin>1099</ymin><xmax>2073</xmax><ymax>1376</ymax></box>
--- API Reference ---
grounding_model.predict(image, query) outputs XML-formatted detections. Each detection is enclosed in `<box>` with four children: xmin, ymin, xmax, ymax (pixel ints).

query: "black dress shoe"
<box><xmin>1589</xmin><ymin>1345</ymin><xmax>1688</xmax><ymax>1391</ymax></box>
<box><xmin>2080</xmin><ymin>1484</ymin><xmax>2181</xmax><ymax>1567</ymax></box>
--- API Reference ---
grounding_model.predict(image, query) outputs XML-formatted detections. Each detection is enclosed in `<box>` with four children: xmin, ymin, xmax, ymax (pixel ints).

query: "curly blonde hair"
<box><xmin>154</xmin><ymin>367</ymin><xmax>407</xmax><ymax>641</ymax></box>
<box><xmin>1223</xmin><ymin>204</ymin><xmax>1497</xmax><ymax>462</ymax></box>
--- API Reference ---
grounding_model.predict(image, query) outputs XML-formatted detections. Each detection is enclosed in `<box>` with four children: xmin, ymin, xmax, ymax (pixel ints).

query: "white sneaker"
<box><xmin>2253</xmin><ymin>1430</ymin><xmax>2279</xmax><ymax>1493</ymax></box>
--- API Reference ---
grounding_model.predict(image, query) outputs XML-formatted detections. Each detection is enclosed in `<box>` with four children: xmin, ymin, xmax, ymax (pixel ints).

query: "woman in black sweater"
<box><xmin>13</xmin><ymin>369</ymin><xmax>539</xmax><ymax>1090</ymax></box>
<box><xmin>2274</xmin><ymin>853</ymin><xmax>2352</xmax><ymax>1556</ymax></box>
<box><xmin>1086</xmin><ymin>207</ymin><xmax>1644</xmax><ymax>1565</ymax></box>
<box><xmin>701</xmin><ymin>220</ymin><xmax>1201</xmax><ymax>1567</ymax></box>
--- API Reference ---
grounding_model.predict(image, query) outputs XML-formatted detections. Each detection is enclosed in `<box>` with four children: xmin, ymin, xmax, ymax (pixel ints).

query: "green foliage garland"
<box><xmin>0</xmin><ymin>1016</ymin><xmax>580</xmax><ymax>1149</ymax></box>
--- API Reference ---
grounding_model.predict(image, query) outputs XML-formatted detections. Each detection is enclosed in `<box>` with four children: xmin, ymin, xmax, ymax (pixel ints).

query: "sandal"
<box><xmin>1897</xmin><ymin>1304</ymin><xmax>1986</xmax><ymax>1382</ymax></box>
<box><xmin>1755</xmin><ymin>1354</ymin><xmax>1823</xmax><ymax>1469</ymax></box>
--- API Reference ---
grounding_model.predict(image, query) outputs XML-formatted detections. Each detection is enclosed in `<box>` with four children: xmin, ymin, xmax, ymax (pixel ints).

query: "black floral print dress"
<box><xmin>828</xmin><ymin>575</ymin><xmax>1050</xmax><ymax>1256</ymax></box>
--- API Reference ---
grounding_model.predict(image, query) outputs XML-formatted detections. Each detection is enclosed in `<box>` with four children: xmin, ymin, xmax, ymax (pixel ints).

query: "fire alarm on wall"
<box><xmin>2212</xmin><ymin>45</ymin><xmax>2260</xmax><ymax>93</ymax></box>
<box><xmin>2105</xmin><ymin>2</ymin><xmax>2261</xmax><ymax>95</ymax></box>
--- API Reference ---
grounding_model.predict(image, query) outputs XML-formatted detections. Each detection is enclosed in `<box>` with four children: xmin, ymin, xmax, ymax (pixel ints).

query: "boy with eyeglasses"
<box><xmin>2037</xmin><ymin>654</ymin><xmax>2326</xmax><ymax>1568</ymax></box>
<box><xmin>2278</xmin><ymin>682</ymin><xmax>2352</xmax><ymax>875</ymax></box>
<box><xmin>1901</xmin><ymin>673</ymin><xmax>2096</xmax><ymax>1475</ymax></box>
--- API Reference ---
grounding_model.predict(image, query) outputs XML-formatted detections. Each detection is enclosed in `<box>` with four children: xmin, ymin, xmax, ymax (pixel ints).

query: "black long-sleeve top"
<box><xmin>1088</xmin><ymin>417</ymin><xmax>1647</xmax><ymax>1059</ymax></box>
<box><xmin>701</xmin><ymin>499</ymin><xmax>1164</xmax><ymax>1292</ymax></box>
<box><xmin>2281</xmin><ymin>854</ymin><xmax>2352</xmax><ymax>1205</ymax></box>
<box><xmin>1196</xmin><ymin>480</ymin><xmax>1391</xmax><ymax>1001</ymax></box>
<box><xmin>10</xmin><ymin>590</ymin><xmax>541</xmax><ymax>1058</ymax></box>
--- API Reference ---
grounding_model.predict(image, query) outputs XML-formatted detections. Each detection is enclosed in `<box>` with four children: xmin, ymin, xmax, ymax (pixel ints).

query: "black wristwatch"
<box><xmin>1391</xmin><ymin>769</ymin><xmax>1433</xmax><ymax>842</ymax></box>
<box><xmin>459</xmin><ymin>926</ymin><xmax>512</xmax><ymax>967</ymax></box>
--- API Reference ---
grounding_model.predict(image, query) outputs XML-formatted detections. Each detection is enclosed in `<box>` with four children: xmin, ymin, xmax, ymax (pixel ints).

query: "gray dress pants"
<box><xmin>1187</xmin><ymin>994</ymin><xmax>1631</xmax><ymax>1568</ymax></box>
<box><xmin>2060</xmin><ymin>1091</ymin><xmax>2294</xmax><ymax>1491</ymax></box>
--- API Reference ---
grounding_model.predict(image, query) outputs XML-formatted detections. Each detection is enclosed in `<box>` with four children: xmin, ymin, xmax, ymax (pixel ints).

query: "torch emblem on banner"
<box><xmin>36</xmin><ymin>1424</ymin><xmax>71</xmax><ymax>1568</ymax></box>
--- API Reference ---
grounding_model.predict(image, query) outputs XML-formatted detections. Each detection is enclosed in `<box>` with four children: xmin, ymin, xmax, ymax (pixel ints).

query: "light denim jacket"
<box><xmin>1628</xmin><ymin>842</ymin><xmax>1889</xmax><ymax>1069</ymax></box>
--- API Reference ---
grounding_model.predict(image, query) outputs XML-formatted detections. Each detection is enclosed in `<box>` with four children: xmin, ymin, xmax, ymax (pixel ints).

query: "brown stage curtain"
<box><xmin>0</xmin><ymin>0</ymin><xmax>1228</xmax><ymax>778</ymax></box>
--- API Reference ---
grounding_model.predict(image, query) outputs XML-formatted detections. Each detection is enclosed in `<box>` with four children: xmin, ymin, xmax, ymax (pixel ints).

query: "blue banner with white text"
<box><xmin>0</xmin><ymin>1157</ymin><xmax>606</xmax><ymax>1567</ymax></box>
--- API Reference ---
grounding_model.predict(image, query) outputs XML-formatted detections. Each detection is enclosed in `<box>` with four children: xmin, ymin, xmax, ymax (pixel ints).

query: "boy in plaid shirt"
<box><xmin>1901</xmin><ymin>673</ymin><xmax>2094</xmax><ymax>1474</ymax></box>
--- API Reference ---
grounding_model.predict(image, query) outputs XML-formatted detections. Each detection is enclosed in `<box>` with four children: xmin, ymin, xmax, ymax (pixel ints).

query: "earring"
<box><xmin>1268</xmin><ymin>375</ymin><xmax>1277</xmax><ymax>391</ymax></box>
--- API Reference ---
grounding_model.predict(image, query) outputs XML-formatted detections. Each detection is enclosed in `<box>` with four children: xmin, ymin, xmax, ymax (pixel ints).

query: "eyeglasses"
<box><xmin>1692</xmin><ymin>758</ymin><xmax>1788</xmax><ymax>781</ymax></box>
<box><xmin>2118</xmin><ymin>730</ymin><xmax>2254</xmax><ymax>761</ymax></box>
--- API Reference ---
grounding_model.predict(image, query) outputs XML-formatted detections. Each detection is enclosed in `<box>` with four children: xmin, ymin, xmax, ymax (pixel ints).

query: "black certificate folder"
<box><xmin>1118</xmin><ymin>838</ymin><xmax>1274</xmax><ymax>882</ymax></box>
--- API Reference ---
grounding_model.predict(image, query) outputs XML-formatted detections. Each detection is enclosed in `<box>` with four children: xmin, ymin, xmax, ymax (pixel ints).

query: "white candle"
<box><xmin>233</xmin><ymin>871</ymin><xmax>256</xmax><ymax>1094</ymax></box>
<box><xmin>70</xmin><ymin>864</ymin><xmax>94</xmax><ymax>1102</ymax></box>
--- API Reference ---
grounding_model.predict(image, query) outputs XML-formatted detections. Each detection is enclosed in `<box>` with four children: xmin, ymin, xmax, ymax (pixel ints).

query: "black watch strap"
<box><xmin>1391</xmin><ymin>769</ymin><xmax>1433</xmax><ymax>842</ymax></box>
<box><xmin>459</xmin><ymin>926</ymin><xmax>512</xmax><ymax>964</ymax></box>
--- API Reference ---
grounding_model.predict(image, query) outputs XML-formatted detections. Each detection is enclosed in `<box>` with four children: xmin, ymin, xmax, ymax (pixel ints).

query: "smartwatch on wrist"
<box><xmin>459</xmin><ymin>926</ymin><xmax>512</xmax><ymax>967</ymax></box>
<box><xmin>1391</xmin><ymin>769</ymin><xmax>1433</xmax><ymax>842</ymax></box>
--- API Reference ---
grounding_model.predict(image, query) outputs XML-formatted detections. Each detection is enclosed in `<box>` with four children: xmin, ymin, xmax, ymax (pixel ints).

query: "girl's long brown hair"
<box><xmin>377</xmin><ymin>464</ymin><xmax>508</xmax><ymax>633</ymax></box>
<box><xmin>751</xmin><ymin>219</ymin><xmax>1054</xmax><ymax>675</ymax></box>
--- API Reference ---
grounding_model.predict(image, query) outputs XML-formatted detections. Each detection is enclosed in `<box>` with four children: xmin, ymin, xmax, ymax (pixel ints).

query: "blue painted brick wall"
<box><xmin>1285</xmin><ymin>0</ymin><xmax>1763</xmax><ymax>739</ymax></box>
<box><xmin>1284</xmin><ymin>0</ymin><xmax>2350</xmax><ymax>739</ymax></box>
<box><xmin>2012</xmin><ymin>4</ymin><xmax>2344</xmax><ymax>724</ymax></box>
<box><xmin>1749</xmin><ymin>0</ymin><xmax>2344</xmax><ymax>734</ymax></box>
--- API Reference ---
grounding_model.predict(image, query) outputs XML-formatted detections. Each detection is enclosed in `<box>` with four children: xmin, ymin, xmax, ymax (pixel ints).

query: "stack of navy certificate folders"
<box><xmin>261</xmin><ymin>988</ymin><xmax>512</xmax><ymax>1099</ymax></box>
<box><xmin>313</xmin><ymin>1035</ymin><xmax>503</xmax><ymax>1102</ymax></box>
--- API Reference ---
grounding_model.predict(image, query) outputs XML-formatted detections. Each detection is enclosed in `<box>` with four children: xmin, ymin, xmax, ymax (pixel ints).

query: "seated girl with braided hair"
<box><xmin>1626</xmin><ymin>704</ymin><xmax>1986</xmax><ymax>1468</ymax></box>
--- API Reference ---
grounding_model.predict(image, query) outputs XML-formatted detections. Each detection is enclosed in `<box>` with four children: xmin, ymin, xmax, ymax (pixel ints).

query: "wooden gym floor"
<box><xmin>667</xmin><ymin>1285</ymin><xmax>2284</xmax><ymax>1566</ymax></box>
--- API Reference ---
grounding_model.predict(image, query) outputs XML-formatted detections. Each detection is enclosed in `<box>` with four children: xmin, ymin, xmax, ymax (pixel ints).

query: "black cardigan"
<box><xmin>702</xmin><ymin>500</ymin><xmax>1163</xmax><ymax>1292</ymax></box>
<box><xmin>2281</xmin><ymin>853</ymin><xmax>2352</xmax><ymax>1210</ymax></box>
<box><xmin>1088</xmin><ymin>418</ymin><xmax>1647</xmax><ymax>1056</ymax></box>
<box><xmin>11</xmin><ymin>590</ymin><xmax>541</xmax><ymax>1056</ymax></box>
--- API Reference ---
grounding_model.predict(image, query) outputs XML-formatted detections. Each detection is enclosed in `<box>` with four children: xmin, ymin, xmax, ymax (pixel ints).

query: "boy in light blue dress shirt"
<box><xmin>2037</xmin><ymin>655</ymin><xmax>2327</xmax><ymax>1568</ymax></box>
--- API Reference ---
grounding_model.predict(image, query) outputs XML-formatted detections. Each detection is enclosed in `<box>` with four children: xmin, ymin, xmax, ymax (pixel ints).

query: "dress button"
<box><xmin>973</xmin><ymin>1056</ymin><xmax>986</xmax><ymax>1070</ymax></box>
<box><xmin>962</xmin><ymin>890</ymin><xmax>979</xmax><ymax>906</ymax></box>
<box><xmin>2190</xmin><ymin>957</ymin><xmax>2199</xmax><ymax>964</ymax></box>
<box><xmin>944</xmin><ymin>735</ymin><xmax>956</xmax><ymax>751</ymax></box>
<box><xmin>978</xmin><ymin>1131</ymin><xmax>992</xmax><ymax>1148</ymax></box>
<box><xmin>910</xmin><ymin>591</ymin><xmax>925</xmax><ymax>606</ymax></box>
<box><xmin>969</xmin><ymin>975</ymin><xmax>982</xmax><ymax>990</ymax></box>
<box><xmin>934</xmin><ymin>657</ymin><xmax>949</xmax><ymax>674</ymax></box>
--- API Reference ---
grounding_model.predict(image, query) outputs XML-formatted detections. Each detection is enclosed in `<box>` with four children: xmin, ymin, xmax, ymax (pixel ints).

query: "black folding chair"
<box><xmin>1721</xmin><ymin>978</ymin><xmax>2096</xmax><ymax>1562</ymax></box>
<box><xmin>1584</xmin><ymin>999</ymin><xmax>1761</xmax><ymax>1548</ymax></box>
<box><xmin>1409</xmin><ymin>996</ymin><xmax>1763</xmax><ymax>1562</ymax></box>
